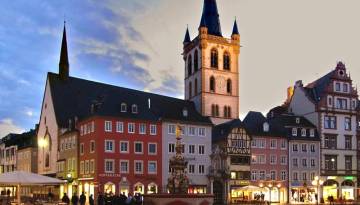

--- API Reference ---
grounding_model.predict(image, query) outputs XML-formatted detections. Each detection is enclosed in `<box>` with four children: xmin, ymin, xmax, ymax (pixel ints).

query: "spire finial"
<box><xmin>183</xmin><ymin>26</ymin><xmax>191</xmax><ymax>44</ymax></box>
<box><xmin>232</xmin><ymin>18</ymin><xmax>239</xmax><ymax>35</ymax></box>
<box><xmin>59</xmin><ymin>22</ymin><xmax>69</xmax><ymax>80</ymax></box>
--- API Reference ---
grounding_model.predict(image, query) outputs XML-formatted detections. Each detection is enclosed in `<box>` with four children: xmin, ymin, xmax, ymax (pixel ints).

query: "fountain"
<box><xmin>143</xmin><ymin>125</ymin><xmax>214</xmax><ymax>205</ymax></box>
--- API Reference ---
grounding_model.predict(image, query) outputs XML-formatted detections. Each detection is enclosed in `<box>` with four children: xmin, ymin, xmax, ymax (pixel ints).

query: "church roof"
<box><xmin>199</xmin><ymin>0</ymin><xmax>222</xmax><ymax>37</ymax></box>
<box><xmin>232</xmin><ymin>19</ymin><xmax>239</xmax><ymax>35</ymax></box>
<box><xmin>47</xmin><ymin>73</ymin><xmax>212</xmax><ymax>128</ymax></box>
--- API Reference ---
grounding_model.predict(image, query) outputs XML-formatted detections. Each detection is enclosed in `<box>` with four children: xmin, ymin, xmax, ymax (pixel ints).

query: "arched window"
<box><xmin>223</xmin><ymin>52</ymin><xmax>230</xmax><ymax>70</ymax></box>
<box><xmin>194</xmin><ymin>50</ymin><xmax>199</xmax><ymax>72</ymax></box>
<box><xmin>228</xmin><ymin>106</ymin><xmax>231</xmax><ymax>118</ymax></box>
<box><xmin>131</xmin><ymin>104</ymin><xmax>138</xmax><ymax>113</ymax></box>
<box><xmin>187</xmin><ymin>55</ymin><xmax>192</xmax><ymax>76</ymax></box>
<box><xmin>211</xmin><ymin>49</ymin><xmax>218</xmax><ymax>68</ymax></box>
<box><xmin>104</xmin><ymin>182</ymin><xmax>116</xmax><ymax>194</ymax></box>
<box><xmin>211</xmin><ymin>105</ymin><xmax>216</xmax><ymax>117</ymax></box>
<box><xmin>215</xmin><ymin>105</ymin><xmax>219</xmax><ymax>117</ymax></box>
<box><xmin>121</xmin><ymin>103</ymin><xmax>127</xmax><ymax>112</ymax></box>
<box><xmin>188</xmin><ymin>82</ymin><xmax>192</xmax><ymax>98</ymax></box>
<box><xmin>227</xmin><ymin>79</ymin><xmax>232</xmax><ymax>94</ymax></box>
<box><xmin>223</xmin><ymin>106</ymin><xmax>228</xmax><ymax>118</ymax></box>
<box><xmin>134</xmin><ymin>182</ymin><xmax>144</xmax><ymax>194</ymax></box>
<box><xmin>194</xmin><ymin>78</ymin><xmax>198</xmax><ymax>95</ymax></box>
<box><xmin>210</xmin><ymin>76</ymin><xmax>215</xmax><ymax>92</ymax></box>
<box><xmin>147</xmin><ymin>182</ymin><xmax>158</xmax><ymax>194</ymax></box>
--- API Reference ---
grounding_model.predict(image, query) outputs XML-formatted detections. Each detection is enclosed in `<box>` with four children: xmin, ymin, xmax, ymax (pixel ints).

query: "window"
<box><xmin>345</xmin><ymin>156</ymin><xmax>352</xmax><ymax>171</ymax></box>
<box><xmin>293</xmin><ymin>172</ymin><xmax>298</xmax><ymax>181</ymax></box>
<box><xmin>105</xmin><ymin>121</ymin><xmax>112</xmax><ymax>132</ymax></box>
<box><xmin>270</xmin><ymin>155</ymin><xmax>277</xmax><ymax>164</ymax></box>
<box><xmin>270</xmin><ymin>140</ymin><xmax>277</xmax><ymax>149</ymax></box>
<box><xmin>258</xmin><ymin>155</ymin><xmax>266</xmax><ymax>164</ymax></box>
<box><xmin>223</xmin><ymin>52</ymin><xmax>230</xmax><ymax>70</ymax></box>
<box><xmin>328</xmin><ymin>97</ymin><xmax>333</xmax><ymax>107</ymax></box>
<box><xmin>215</xmin><ymin>105</ymin><xmax>219</xmax><ymax>117</ymax></box>
<box><xmin>292</xmin><ymin>144</ymin><xmax>298</xmax><ymax>152</ymax></box>
<box><xmin>168</xmin><ymin>143</ymin><xmax>175</xmax><ymax>153</ymax></box>
<box><xmin>121</xmin><ymin>103</ymin><xmax>127</xmax><ymax>112</ymax></box>
<box><xmin>189</xmin><ymin>145</ymin><xmax>195</xmax><ymax>154</ymax></box>
<box><xmin>187</xmin><ymin>55</ymin><xmax>192</xmax><ymax>76</ymax></box>
<box><xmin>280</xmin><ymin>140</ymin><xmax>287</xmax><ymax>149</ymax></box>
<box><xmin>344</xmin><ymin>135</ymin><xmax>352</xmax><ymax>150</ymax></box>
<box><xmin>105</xmin><ymin>140</ymin><xmax>114</xmax><ymax>152</ymax></box>
<box><xmin>128</xmin><ymin>123</ymin><xmax>135</xmax><ymax>134</ymax></box>
<box><xmin>224</xmin><ymin>106</ymin><xmax>231</xmax><ymax>118</ymax></box>
<box><xmin>134</xmin><ymin>142</ymin><xmax>143</xmax><ymax>154</ymax></box>
<box><xmin>116</xmin><ymin>121</ymin><xmax>124</xmax><ymax>133</ymax></box>
<box><xmin>80</xmin><ymin>143</ymin><xmax>84</xmax><ymax>155</ymax></box>
<box><xmin>148</xmin><ymin>143</ymin><xmax>157</xmax><ymax>155</ymax></box>
<box><xmin>336</xmin><ymin>98</ymin><xmax>348</xmax><ymax>109</ymax></box>
<box><xmin>324</xmin><ymin>155</ymin><xmax>337</xmax><ymax>170</ymax></box>
<box><xmin>134</xmin><ymin>160</ymin><xmax>143</xmax><ymax>174</ymax></box>
<box><xmin>148</xmin><ymin>161</ymin><xmax>157</xmax><ymax>174</ymax></box>
<box><xmin>352</xmin><ymin>100</ymin><xmax>357</xmax><ymax>109</ymax></box>
<box><xmin>310</xmin><ymin>129</ymin><xmax>315</xmax><ymax>137</ymax></box>
<box><xmin>198</xmin><ymin>165</ymin><xmax>205</xmax><ymax>174</ymax></box>
<box><xmin>120</xmin><ymin>160</ymin><xmax>129</xmax><ymax>173</ymax></box>
<box><xmin>131</xmin><ymin>104</ymin><xmax>138</xmax><ymax>113</ymax></box>
<box><xmin>150</xmin><ymin>124</ymin><xmax>157</xmax><ymax>135</ymax></box>
<box><xmin>310</xmin><ymin>144</ymin><xmax>315</xmax><ymax>152</ymax></box>
<box><xmin>90</xmin><ymin>160</ymin><xmax>94</xmax><ymax>173</ymax></box>
<box><xmin>194</xmin><ymin>50</ymin><xmax>199</xmax><ymax>72</ymax></box>
<box><xmin>120</xmin><ymin>141</ymin><xmax>129</xmax><ymax>153</ymax></box>
<box><xmin>194</xmin><ymin>78</ymin><xmax>198</xmax><ymax>95</ymax></box>
<box><xmin>280</xmin><ymin>156</ymin><xmax>287</xmax><ymax>165</ymax></box>
<box><xmin>211</xmin><ymin>105</ymin><xmax>216</xmax><ymax>117</ymax></box>
<box><xmin>210</xmin><ymin>49</ymin><xmax>218</xmax><ymax>68</ymax></box>
<box><xmin>345</xmin><ymin>117</ymin><xmax>351</xmax><ymax>130</ymax></box>
<box><xmin>198</xmin><ymin>128</ymin><xmax>206</xmax><ymax>136</ymax></box>
<box><xmin>226</xmin><ymin>79</ymin><xmax>232</xmax><ymax>94</ymax></box>
<box><xmin>168</xmin><ymin>124</ymin><xmax>176</xmax><ymax>134</ymax></box>
<box><xmin>188</xmin><ymin>82</ymin><xmax>192</xmax><ymax>98</ymax></box>
<box><xmin>292</xmin><ymin>128</ymin><xmax>297</xmax><ymax>136</ymax></box>
<box><xmin>301</xmin><ymin>144</ymin><xmax>307</xmax><ymax>152</ymax></box>
<box><xmin>105</xmin><ymin>160</ymin><xmax>114</xmax><ymax>173</ymax></box>
<box><xmin>139</xmin><ymin>123</ymin><xmax>146</xmax><ymax>134</ymax></box>
<box><xmin>251</xmin><ymin>140</ymin><xmax>257</xmax><ymax>148</ymax></box>
<box><xmin>85</xmin><ymin>160</ymin><xmax>89</xmax><ymax>174</ymax></box>
<box><xmin>270</xmin><ymin>170</ymin><xmax>276</xmax><ymax>180</ymax></box>
<box><xmin>302</xmin><ymin>158</ymin><xmax>307</xmax><ymax>167</ymax></box>
<box><xmin>188</xmin><ymin>127</ymin><xmax>196</xmax><ymax>136</ymax></box>
<box><xmin>259</xmin><ymin>139</ymin><xmax>265</xmax><ymax>148</ymax></box>
<box><xmin>324</xmin><ymin>135</ymin><xmax>337</xmax><ymax>149</ymax></box>
<box><xmin>311</xmin><ymin>159</ymin><xmax>315</xmax><ymax>167</ymax></box>
<box><xmin>324</xmin><ymin>116</ymin><xmax>337</xmax><ymax>129</ymax></box>
<box><xmin>251</xmin><ymin>171</ymin><xmax>257</xmax><ymax>181</ymax></box>
<box><xmin>188</xmin><ymin>164</ymin><xmax>195</xmax><ymax>174</ymax></box>
<box><xmin>302</xmin><ymin>172</ymin><xmax>307</xmax><ymax>181</ymax></box>
<box><xmin>301</xmin><ymin>129</ymin><xmax>306</xmax><ymax>137</ymax></box>
<box><xmin>293</xmin><ymin>158</ymin><xmax>298</xmax><ymax>167</ymax></box>
<box><xmin>210</xmin><ymin>76</ymin><xmax>215</xmax><ymax>92</ymax></box>
<box><xmin>198</xmin><ymin>145</ymin><xmax>205</xmax><ymax>155</ymax></box>
<box><xmin>335</xmin><ymin>82</ymin><xmax>341</xmax><ymax>91</ymax></box>
<box><xmin>259</xmin><ymin>171</ymin><xmax>265</xmax><ymax>180</ymax></box>
<box><xmin>80</xmin><ymin>161</ymin><xmax>84</xmax><ymax>174</ymax></box>
<box><xmin>343</xmin><ymin>83</ymin><xmax>349</xmax><ymax>92</ymax></box>
<box><xmin>281</xmin><ymin>171</ymin><xmax>286</xmax><ymax>181</ymax></box>
<box><xmin>90</xmin><ymin>141</ymin><xmax>95</xmax><ymax>153</ymax></box>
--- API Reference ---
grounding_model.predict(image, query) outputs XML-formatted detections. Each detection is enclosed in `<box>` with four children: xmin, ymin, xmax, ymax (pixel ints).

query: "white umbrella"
<box><xmin>0</xmin><ymin>171</ymin><xmax>65</xmax><ymax>204</ymax></box>
<box><xmin>238</xmin><ymin>185</ymin><xmax>266</xmax><ymax>191</ymax></box>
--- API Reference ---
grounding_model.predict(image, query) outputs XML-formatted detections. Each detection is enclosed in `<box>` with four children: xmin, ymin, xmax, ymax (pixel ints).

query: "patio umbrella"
<box><xmin>0</xmin><ymin>171</ymin><xmax>65</xmax><ymax>204</ymax></box>
<box><xmin>239</xmin><ymin>185</ymin><xmax>266</xmax><ymax>191</ymax></box>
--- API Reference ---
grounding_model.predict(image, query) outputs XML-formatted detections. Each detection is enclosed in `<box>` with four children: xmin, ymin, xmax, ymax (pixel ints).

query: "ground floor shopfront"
<box><xmin>321</xmin><ymin>176</ymin><xmax>357</xmax><ymax>202</ymax></box>
<box><xmin>289</xmin><ymin>183</ymin><xmax>317</xmax><ymax>204</ymax></box>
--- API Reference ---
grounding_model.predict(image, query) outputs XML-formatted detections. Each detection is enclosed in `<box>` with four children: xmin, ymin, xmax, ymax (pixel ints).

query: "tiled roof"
<box><xmin>48</xmin><ymin>73</ymin><xmax>212</xmax><ymax>127</ymax></box>
<box><xmin>1</xmin><ymin>129</ymin><xmax>37</xmax><ymax>149</ymax></box>
<box><xmin>243</xmin><ymin>111</ymin><xmax>285</xmax><ymax>137</ymax></box>
<box><xmin>305</xmin><ymin>70</ymin><xmax>335</xmax><ymax>102</ymax></box>
<box><xmin>212</xmin><ymin>119</ymin><xmax>246</xmax><ymax>142</ymax></box>
<box><xmin>199</xmin><ymin>0</ymin><xmax>222</xmax><ymax>37</ymax></box>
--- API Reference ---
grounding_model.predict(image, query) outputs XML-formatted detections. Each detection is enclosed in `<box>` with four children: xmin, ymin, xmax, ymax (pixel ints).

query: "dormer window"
<box><xmin>292</xmin><ymin>128</ymin><xmax>297</xmax><ymax>136</ymax></box>
<box><xmin>301</xmin><ymin>128</ymin><xmax>306</xmax><ymax>137</ymax></box>
<box><xmin>131</xmin><ymin>104</ymin><xmax>138</xmax><ymax>114</ymax></box>
<box><xmin>182</xmin><ymin>108</ymin><xmax>188</xmax><ymax>117</ymax></box>
<box><xmin>263</xmin><ymin>122</ymin><xmax>269</xmax><ymax>132</ymax></box>
<box><xmin>121</xmin><ymin>103</ymin><xmax>127</xmax><ymax>112</ymax></box>
<box><xmin>296</xmin><ymin>118</ymin><xmax>300</xmax><ymax>124</ymax></box>
<box><xmin>310</xmin><ymin>129</ymin><xmax>315</xmax><ymax>137</ymax></box>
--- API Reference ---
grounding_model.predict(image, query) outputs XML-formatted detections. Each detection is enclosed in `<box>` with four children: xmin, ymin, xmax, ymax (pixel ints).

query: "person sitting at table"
<box><xmin>62</xmin><ymin>193</ymin><xmax>70</xmax><ymax>204</ymax></box>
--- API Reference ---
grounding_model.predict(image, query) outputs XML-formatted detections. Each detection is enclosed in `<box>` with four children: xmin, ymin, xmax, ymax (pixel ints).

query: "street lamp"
<box><xmin>312</xmin><ymin>176</ymin><xmax>324</xmax><ymax>205</ymax></box>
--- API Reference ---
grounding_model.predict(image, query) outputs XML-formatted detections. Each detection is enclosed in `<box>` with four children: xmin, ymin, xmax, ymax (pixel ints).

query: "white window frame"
<box><xmin>80</xmin><ymin>161</ymin><xmax>84</xmax><ymax>174</ymax></box>
<box><xmin>188</xmin><ymin>145</ymin><xmax>195</xmax><ymax>154</ymax></box>
<box><xmin>150</xmin><ymin>124</ymin><xmax>157</xmax><ymax>135</ymax></box>
<box><xmin>148</xmin><ymin>143</ymin><xmax>157</xmax><ymax>155</ymax></box>
<box><xmin>139</xmin><ymin>123</ymin><xmax>146</xmax><ymax>134</ymax></box>
<box><xmin>90</xmin><ymin>159</ymin><xmax>95</xmax><ymax>173</ymax></box>
<box><xmin>188</xmin><ymin>164</ymin><xmax>195</xmax><ymax>174</ymax></box>
<box><xmin>188</xmin><ymin>126</ymin><xmax>196</xmax><ymax>136</ymax></box>
<box><xmin>168</xmin><ymin>143</ymin><xmax>175</xmax><ymax>153</ymax></box>
<box><xmin>292</xmin><ymin>128</ymin><xmax>297</xmax><ymax>136</ymax></box>
<box><xmin>281</xmin><ymin>170</ymin><xmax>287</xmax><ymax>181</ymax></box>
<box><xmin>128</xmin><ymin>123</ymin><xmax>135</xmax><ymax>134</ymax></box>
<box><xmin>134</xmin><ymin>141</ymin><xmax>143</xmax><ymax>154</ymax></box>
<box><xmin>301</xmin><ymin>128</ymin><xmax>306</xmax><ymax>137</ymax></box>
<box><xmin>120</xmin><ymin>160</ymin><xmax>129</xmax><ymax>174</ymax></box>
<box><xmin>121</xmin><ymin>103</ymin><xmax>127</xmax><ymax>112</ymax></box>
<box><xmin>310</xmin><ymin>129</ymin><xmax>315</xmax><ymax>137</ymax></box>
<box><xmin>168</xmin><ymin>124</ymin><xmax>176</xmax><ymax>135</ymax></box>
<box><xmin>280</xmin><ymin>155</ymin><xmax>287</xmax><ymax>165</ymax></box>
<box><xmin>90</xmin><ymin>140</ymin><xmax>95</xmax><ymax>153</ymax></box>
<box><xmin>104</xmin><ymin>159</ymin><xmax>115</xmax><ymax>173</ymax></box>
<box><xmin>119</xmin><ymin>141</ymin><xmax>129</xmax><ymax>153</ymax></box>
<box><xmin>116</xmin><ymin>121</ymin><xmax>124</xmax><ymax>133</ymax></box>
<box><xmin>134</xmin><ymin>160</ymin><xmax>143</xmax><ymax>174</ymax></box>
<box><xmin>198</xmin><ymin>164</ymin><xmax>205</xmax><ymax>174</ymax></box>
<box><xmin>270</xmin><ymin>139</ymin><xmax>277</xmax><ymax>149</ymax></box>
<box><xmin>198</xmin><ymin>145</ymin><xmax>205</xmax><ymax>155</ymax></box>
<box><xmin>105</xmin><ymin>121</ymin><xmax>112</xmax><ymax>132</ymax></box>
<box><xmin>131</xmin><ymin>104</ymin><xmax>138</xmax><ymax>113</ymax></box>
<box><xmin>198</xmin><ymin>127</ymin><xmax>206</xmax><ymax>137</ymax></box>
<box><xmin>80</xmin><ymin>143</ymin><xmax>84</xmax><ymax>155</ymax></box>
<box><xmin>270</xmin><ymin>155</ymin><xmax>277</xmax><ymax>165</ymax></box>
<box><xmin>148</xmin><ymin>161</ymin><xmax>157</xmax><ymax>174</ymax></box>
<box><xmin>105</xmin><ymin>140</ymin><xmax>115</xmax><ymax>153</ymax></box>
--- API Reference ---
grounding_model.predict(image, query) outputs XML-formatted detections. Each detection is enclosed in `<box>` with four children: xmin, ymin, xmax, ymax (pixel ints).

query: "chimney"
<box><xmin>148</xmin><ymin>98</ymin><xmax>151</xmax><ymax>109</ymax></box>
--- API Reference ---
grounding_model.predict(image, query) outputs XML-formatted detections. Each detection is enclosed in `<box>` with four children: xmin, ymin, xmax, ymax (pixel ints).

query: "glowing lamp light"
<box><xmin>38</xmin><ymin>138</ymin><xmax>46</xmax><ymax>147</ymax></box>
<box><xmin>277</xmin><ymin>184</ymin><xmax>281</xmax><ymax>188</ymax></box>
<box><xmin>331</xmin><ymin>158</ymin><xmax>335</xmax><ymax>162</ymax></box>
<box><xmin>319</xmin><ymin>180</ymin><xmax>324</xmax><ymax>185</ymax></box>
<box><xmin>314</xmin><ymin>176</ymin><xmax>319</xmax><ymax>181</ymax></box>
<box><xmin>268</xmin><ymin>184</ymin><xmax>273</xmax><ymax>188</ymax></box>
<box><xmin>67</xmin><ymin>173</ymin><xmax>72</xmax><ymax>179</ymax></box>
<box><xmin>312</xmin><ymin>181</ymin><xmax>317</xmax><ymax>186</ymax></box>
<box><xmin>259</xmin><ymin>183</ymin><xmax>263</xmax><ymax>188</ymax></box>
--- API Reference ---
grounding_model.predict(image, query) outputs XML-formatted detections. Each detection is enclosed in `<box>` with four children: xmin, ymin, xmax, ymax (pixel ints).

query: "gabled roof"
<box><xmin>48</xmin><ymin>73</ymin><xmax>211</xmax><ymax>127</ymax></box>
<box><xmin>243</xmin><ymin>111</ymin><xmax>285</xmax><ymax>137</ymax></box>
<box><xmin>304</xmin><ymin>70</ymin><xmax>335</xmax><ymax>102</ymax></box>
<box><xmin>199</xmin><ymin>0</ymin><xmax>222</xmax><ymax>37</ymax></box>
<box><xmin>212</xmin><ymin>119</ymin><xmax>246</xmax><ymax>142</ymax></box>
<box><xmin>1</xmin><ymin>129</ymin><xmax>37</xmax><ymax>149</ymax></box>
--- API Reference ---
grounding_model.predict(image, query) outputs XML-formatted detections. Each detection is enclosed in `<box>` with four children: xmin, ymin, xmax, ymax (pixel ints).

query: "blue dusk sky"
<box><xmin>1</xmin><ymin>0</ymin><xmax>360</xmax><ymax>136</ymax></box>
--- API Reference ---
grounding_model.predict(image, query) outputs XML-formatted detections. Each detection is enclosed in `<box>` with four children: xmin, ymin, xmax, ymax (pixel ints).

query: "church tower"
<box><xmin>183</xmin><ymin>0</ymin><xmax>240</xmax><ymax>125</ymax></box>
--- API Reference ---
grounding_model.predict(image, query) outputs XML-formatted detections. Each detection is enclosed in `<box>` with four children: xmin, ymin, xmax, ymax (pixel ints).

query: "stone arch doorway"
<box><xmin>213</xmin><ymin>180</ymin><xmax>224</xmax><ymax>205</ymax></box>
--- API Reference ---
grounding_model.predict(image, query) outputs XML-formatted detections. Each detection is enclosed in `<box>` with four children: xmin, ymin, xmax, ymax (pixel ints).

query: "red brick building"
<box><xmin>77</xmin><ymin>109</ymin><xmax>162</xmax><ymax>199</ymax></box>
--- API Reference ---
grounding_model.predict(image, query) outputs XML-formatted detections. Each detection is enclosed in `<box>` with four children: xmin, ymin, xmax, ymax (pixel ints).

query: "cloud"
<box><xmin>0</xmin><ymin>118</ymin><xmax>24</xmax><ymax>138</ymax></box>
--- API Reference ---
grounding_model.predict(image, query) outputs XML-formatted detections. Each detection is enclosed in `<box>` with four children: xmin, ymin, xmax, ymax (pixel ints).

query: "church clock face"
<box><xmin>216</xmin><ymin>76</ymin><xmax>226</xmax><ymax>93</ymax></box>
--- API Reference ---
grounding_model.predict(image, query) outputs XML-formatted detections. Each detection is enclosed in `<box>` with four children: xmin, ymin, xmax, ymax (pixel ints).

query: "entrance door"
<box><xmin>213</xmin><ymin>180</ymin><xmax>224</xmax><ymax>205</ymax></box>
